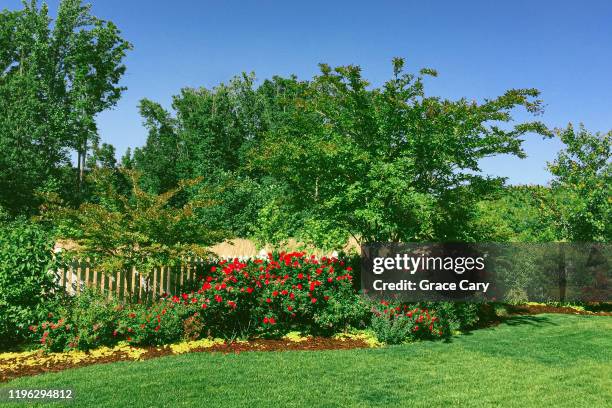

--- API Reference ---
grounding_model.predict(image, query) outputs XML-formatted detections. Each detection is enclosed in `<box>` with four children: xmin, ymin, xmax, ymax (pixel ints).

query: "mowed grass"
<box><xmin>2</xmin><ymin>314</ymin><xmax>611</xmax><ymax>408</ymax></box>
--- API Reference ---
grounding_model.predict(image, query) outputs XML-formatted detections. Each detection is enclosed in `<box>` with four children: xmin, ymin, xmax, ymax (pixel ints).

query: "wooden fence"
<box><xmin>54</xmin><ymin>258</ymin><xmax>210</xmax><ymax>301</ymax></box>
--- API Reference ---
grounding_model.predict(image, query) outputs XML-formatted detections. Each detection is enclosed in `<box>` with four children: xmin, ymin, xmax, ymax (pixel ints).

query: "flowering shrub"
<box><xmin>29</xmin><ymin>290</ymin><xmax>124</xmax><ymax>352</ymax></box>
<box><xmin>164</xmin><ymin>252</ymin><xmax>369</xmax><ymax>338</ymax></box>
<box><xmin>370</xmin><ymin>301</ymin><xmax>446</xmax><ymax>344</ymax></box>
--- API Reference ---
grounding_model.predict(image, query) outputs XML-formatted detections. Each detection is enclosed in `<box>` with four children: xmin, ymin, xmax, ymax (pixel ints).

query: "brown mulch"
<box><xmin>506</xmin><ymin>304</ymin><xmax>612</xmax><ymax>316</ymax></box>
<box><xmin>0</xmin><ymin>337</ymin><xmax>371</xmax><ymax>383</ymax></box>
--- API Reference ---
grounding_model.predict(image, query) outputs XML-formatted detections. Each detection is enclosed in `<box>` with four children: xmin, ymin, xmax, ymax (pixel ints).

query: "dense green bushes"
<box><xmin>24</xmin><ymin>253</ymin><xmax>495</xmax><ymax>351</ymax></box>
<box><xmin>0</xmin><ymin>219</ymin><xmax>58</xmax><ymax>347</ymax></box>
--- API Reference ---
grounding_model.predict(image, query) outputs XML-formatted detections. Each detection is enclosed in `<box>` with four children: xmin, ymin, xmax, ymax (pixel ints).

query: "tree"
<box><xmin>0</xmin><ymin>0</ymin><xmax>131</xmax><ymax>214</ymax></box>
<box><xmin>133</xmin><ymin>73</ymin><xmax>269</xmax><ymax>194</ymax></box>
<box><xmin>252</xmin><ymin>58</ymin><xmax>551</xmax><ymax>244</ymax></box>
<box><xmin>39</xmin><ymin>169</ymin><xmax>225</xmax><ymax>276</ymax></box>
<box><xmin>548</xmin><ymin>125</ymin><xmax>611</xmax><ymax>242</ymax></box>
<box><xmin>474</xmin><ymin>185</ymin><xmax>561</xmax><ymax>242</ymax></box>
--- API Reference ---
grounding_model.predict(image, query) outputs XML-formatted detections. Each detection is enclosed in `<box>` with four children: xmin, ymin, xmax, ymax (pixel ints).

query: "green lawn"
<box><xmin>2</xmin><ymin>314</ymin><xmax>611</xmax><ymax>408</ymax></box>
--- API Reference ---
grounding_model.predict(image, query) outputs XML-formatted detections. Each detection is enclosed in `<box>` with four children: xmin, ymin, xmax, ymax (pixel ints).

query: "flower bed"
<box><xmin>1</xmin><ymin>332</ymin><xmax>379</xmax><ymax>383</ymax></box>
<box><xmin>28</xmin><ymin>252</ymin><xmax>372</xmax><ymax>351</ymax></box>
<box><xmin>24</xmin><ymin>252</ymin><xmax>487</xmax><ymax>353</ymax></box>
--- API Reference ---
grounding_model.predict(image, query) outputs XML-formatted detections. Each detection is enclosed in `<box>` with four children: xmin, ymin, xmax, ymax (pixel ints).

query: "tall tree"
<box><xmin>548</xmin><ymin>125</ymin><xmax>611</xmax><ymax>242</ymax></box>
<box><xmin>0</xmin><ymin>0</ymin><xmax>131</xmax><ymax>214</ymax></box>
<box><xmin>252</xmin><ymin>58</ymin><xmax>552</xmax><ymax>244</ymax></box>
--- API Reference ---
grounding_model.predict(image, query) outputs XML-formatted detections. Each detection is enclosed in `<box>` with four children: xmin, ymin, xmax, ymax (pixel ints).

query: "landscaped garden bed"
<box><xmin>4</xmin><ymin>299</ymin><xmax>610</xmax><ymax>384</ymax></box>
<box><xmin>0</xmin><ymin>332</ymin><xmax>379</xmax><ymax>383</ymax></box>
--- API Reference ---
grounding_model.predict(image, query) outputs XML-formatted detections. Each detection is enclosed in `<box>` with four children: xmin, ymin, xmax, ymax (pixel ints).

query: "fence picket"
<box><xmin>53</xmin><ymin>257</ymin><xmax>243</xmax><ymax>299</ymax></box>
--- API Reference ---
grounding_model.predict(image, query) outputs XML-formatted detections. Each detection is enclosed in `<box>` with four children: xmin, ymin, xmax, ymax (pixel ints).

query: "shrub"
<box><xmin>114</xmin><ymin>301</ymin><xmax>187</xmax><ymax>346</ymax></box>
<box><xmin>370</xmin><ymin>301</ymin><xmax>446</xmax><ymax>344</ymax></box>
<box><xmin>424</xmin><ymin>302</ymin><xmax>483</xmax><ymax>332</ymax></box>
<box><xmin>0</xmin><ymin>219</ymin><xmax>58</xmax><ymax>348</ymax></box>
<box><xmin>176</xmin><ymin>252</ymin><xmax>366</xmax><ymax>338</ymax></box>
<box><xmin>29</xmin><ymin>289</ymin><xmax>124</xmax><ymax>352</ymax></box>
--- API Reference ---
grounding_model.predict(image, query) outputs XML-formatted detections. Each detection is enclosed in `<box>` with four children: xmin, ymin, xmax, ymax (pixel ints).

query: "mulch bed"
<box><xmin>0</xmin><ymin>337</ymin><xmax>371</xmax><ymax>383</ymax></box>
<box><xmin>506</xmin><ymin>304</ymin><xmax>612</xmax><ymax>316</ymax></box>
<box><xmin>3</xmin><ymin>305</ymin><xmax>610</xmax><ymax>383</ymax></box>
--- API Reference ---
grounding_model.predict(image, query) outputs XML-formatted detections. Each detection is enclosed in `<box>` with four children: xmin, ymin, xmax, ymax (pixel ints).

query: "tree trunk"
<box><xmin>558</xmin><ymin>245</ymin><xmax>567</xmax><ymax>303</ymax></box>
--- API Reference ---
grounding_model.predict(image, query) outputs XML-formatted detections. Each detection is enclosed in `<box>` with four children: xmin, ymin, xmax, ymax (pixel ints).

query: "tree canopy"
<box><xmin>0</xmin><ymin>0</ymin><xmax>131</xmax><ymax>214</ymax></box>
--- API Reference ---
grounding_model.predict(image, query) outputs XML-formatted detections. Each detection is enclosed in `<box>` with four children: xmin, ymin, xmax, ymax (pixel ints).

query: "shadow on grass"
<box><xmin>441</xmin><ymin>314</ymin><xmax>557</xmax><ymax>343</ymax></box>
<box><xmin>500</xmin><ymin>315</ymin><xmax>558</xmax><ymax>327</ymax></box>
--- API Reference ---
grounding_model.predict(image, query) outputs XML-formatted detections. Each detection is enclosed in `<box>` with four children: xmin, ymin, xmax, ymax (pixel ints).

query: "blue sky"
<box><xmin>4</xmin><ymin>0</ymin><xmax>612</xmax><ymax>185</ymax></box>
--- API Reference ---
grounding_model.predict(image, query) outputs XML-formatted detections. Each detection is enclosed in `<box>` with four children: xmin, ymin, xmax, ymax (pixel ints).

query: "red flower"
<box><xmin>297</xmin><ymin>273</ymin><xmax>304</xmax><ymax>279</ymax></box>
<box><xmin>263</xmin><ymin>317</ymin><xmax>269</xmax><ymax>324</ymax></box>
<box><xmin>272</xmin><ymin>290</ymin><xmax>279</xmax><ymax>297</ymax></box>
<box><xmin>327</xmin><ymin>277</ymin><xmax>333</xmax><ymax>283</ymax></box>
<box><xmin>311</xmin><ymin>298</ymin><xmax>317</xmax><ymax>304</ymax></box>
<box><xmin>211</xmin><ymin>266</ymin><xmax>217</xmax><ymax>272</ymax></box>
<box><xmin>266</xmin><ymin>298</ymin><xmax>272</xmax><ymax>303</ymax></box>
<box><xmin>287</xmin><ymin>305</ymin><xmax>293</xmax><ymax>311</ymax></box>
<box><xmin>246</xmin><ymin>287</ymin><xmax>254</xmax><ymax>294</ymax></box>
<box><xmin>324</xmin><ymin>296</ymin><xmax>329</xmax><ymax>301</ymax></box>
<box><xmin>269</xmin><ymin>317</ymin><xmax>276</xmax><ymax>324</ymax></box>
<box><xmin>281</xmin><ymin>289</ymin><xmax>288</xmax><ymax>295</ymax></box>
<box><xmin>289</xmin><ymin>293</ymin><xmax>295</xmax><ymax>299</ymax></box>
<box><xmin>214</xmin><ymin>294</ymin><xmax>223</xmax><ymax>303</ymax></box>
<box><xmin>202</xmin><ymin>303</ymin><xmax>208</xmax><ymax>309</ymax></box>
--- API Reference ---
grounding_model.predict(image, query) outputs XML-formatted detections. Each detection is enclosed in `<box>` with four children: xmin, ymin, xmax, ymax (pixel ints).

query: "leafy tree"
<box><xmin>133</xmin><ymin>73</ymin><xmax>274</xmax><ymax>191</ymax></box>
<box><xmin>40</xmin><ymin>169</ymin><xmax>225</xmax><ymax>276</ymax></box>
<box><xmin>548</xmin><ymin>125</ymin><xmax>611</xmax><ymax>242</ymax></box>
<box><xmin>252</xmin><ymin>58</ymin><xmax>551</xmax><ymax>244</ymax></box>
<box><xmin>0</xmin><ymin>0</ymin><xmax>131</xmax><ymax>214</ymax></box>
<box><xmin>87</xmin><ymin>142</ymin><xmax>117</xmax><ymax>170</ymax></box>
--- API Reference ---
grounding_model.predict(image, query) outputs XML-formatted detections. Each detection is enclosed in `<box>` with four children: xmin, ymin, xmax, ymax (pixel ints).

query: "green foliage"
<box><xmin>250</xmin><ymin>58</ymin><xmax>552</xmax><ymax>244</ymax></box>
<box><xmin>0</xmin><ymin>0</ymin><xmax>131</xmax><ymax>215</ymax></box>
<box><xmin>40</xmin><ymin>168</ymin><xmax>224</xmax><ymax>276</ymax></box>
<box><xmin>423</xmin><ymin>302</ymin><xmax>482</xmax><ymax>332</ymax></box>
<box><xmin>370</xmin><ymin>302</ymin><xmax>446</xmax><ymax>344</ymax></box>
<box><xmin>30</xmin><ymin>289</ymin><xmax>122</xmax><ymax>352</ymax></box>
<box><xmin>475</xmin><ymin>185</ymin><xmax>560</xmax><ymax>242</ymax></box>
<box><xmin>548</xmin><ymin>125</ymin><xmax>611</xmax><ymax>242</ymax></box>
<box><xmin>0</xmin><ymin>218</ymin><xmax>58</xmax><ymax>347</ymax></box>
<box><xmin>133</xmin><ymin>59</ymin><xmax>556</xmax><ymax>248</ymax></box>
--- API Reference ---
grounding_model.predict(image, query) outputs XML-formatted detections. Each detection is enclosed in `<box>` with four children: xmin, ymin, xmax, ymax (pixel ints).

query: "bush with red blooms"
<box><xmin>168</xmin><ymin>252</ymin><xmax>369</xmax><ymax>337</ymax></box>
<box><xmin>370</xmin><ymin>301</ymin><xmax>447</xmax><ymax>344</ymax></box>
